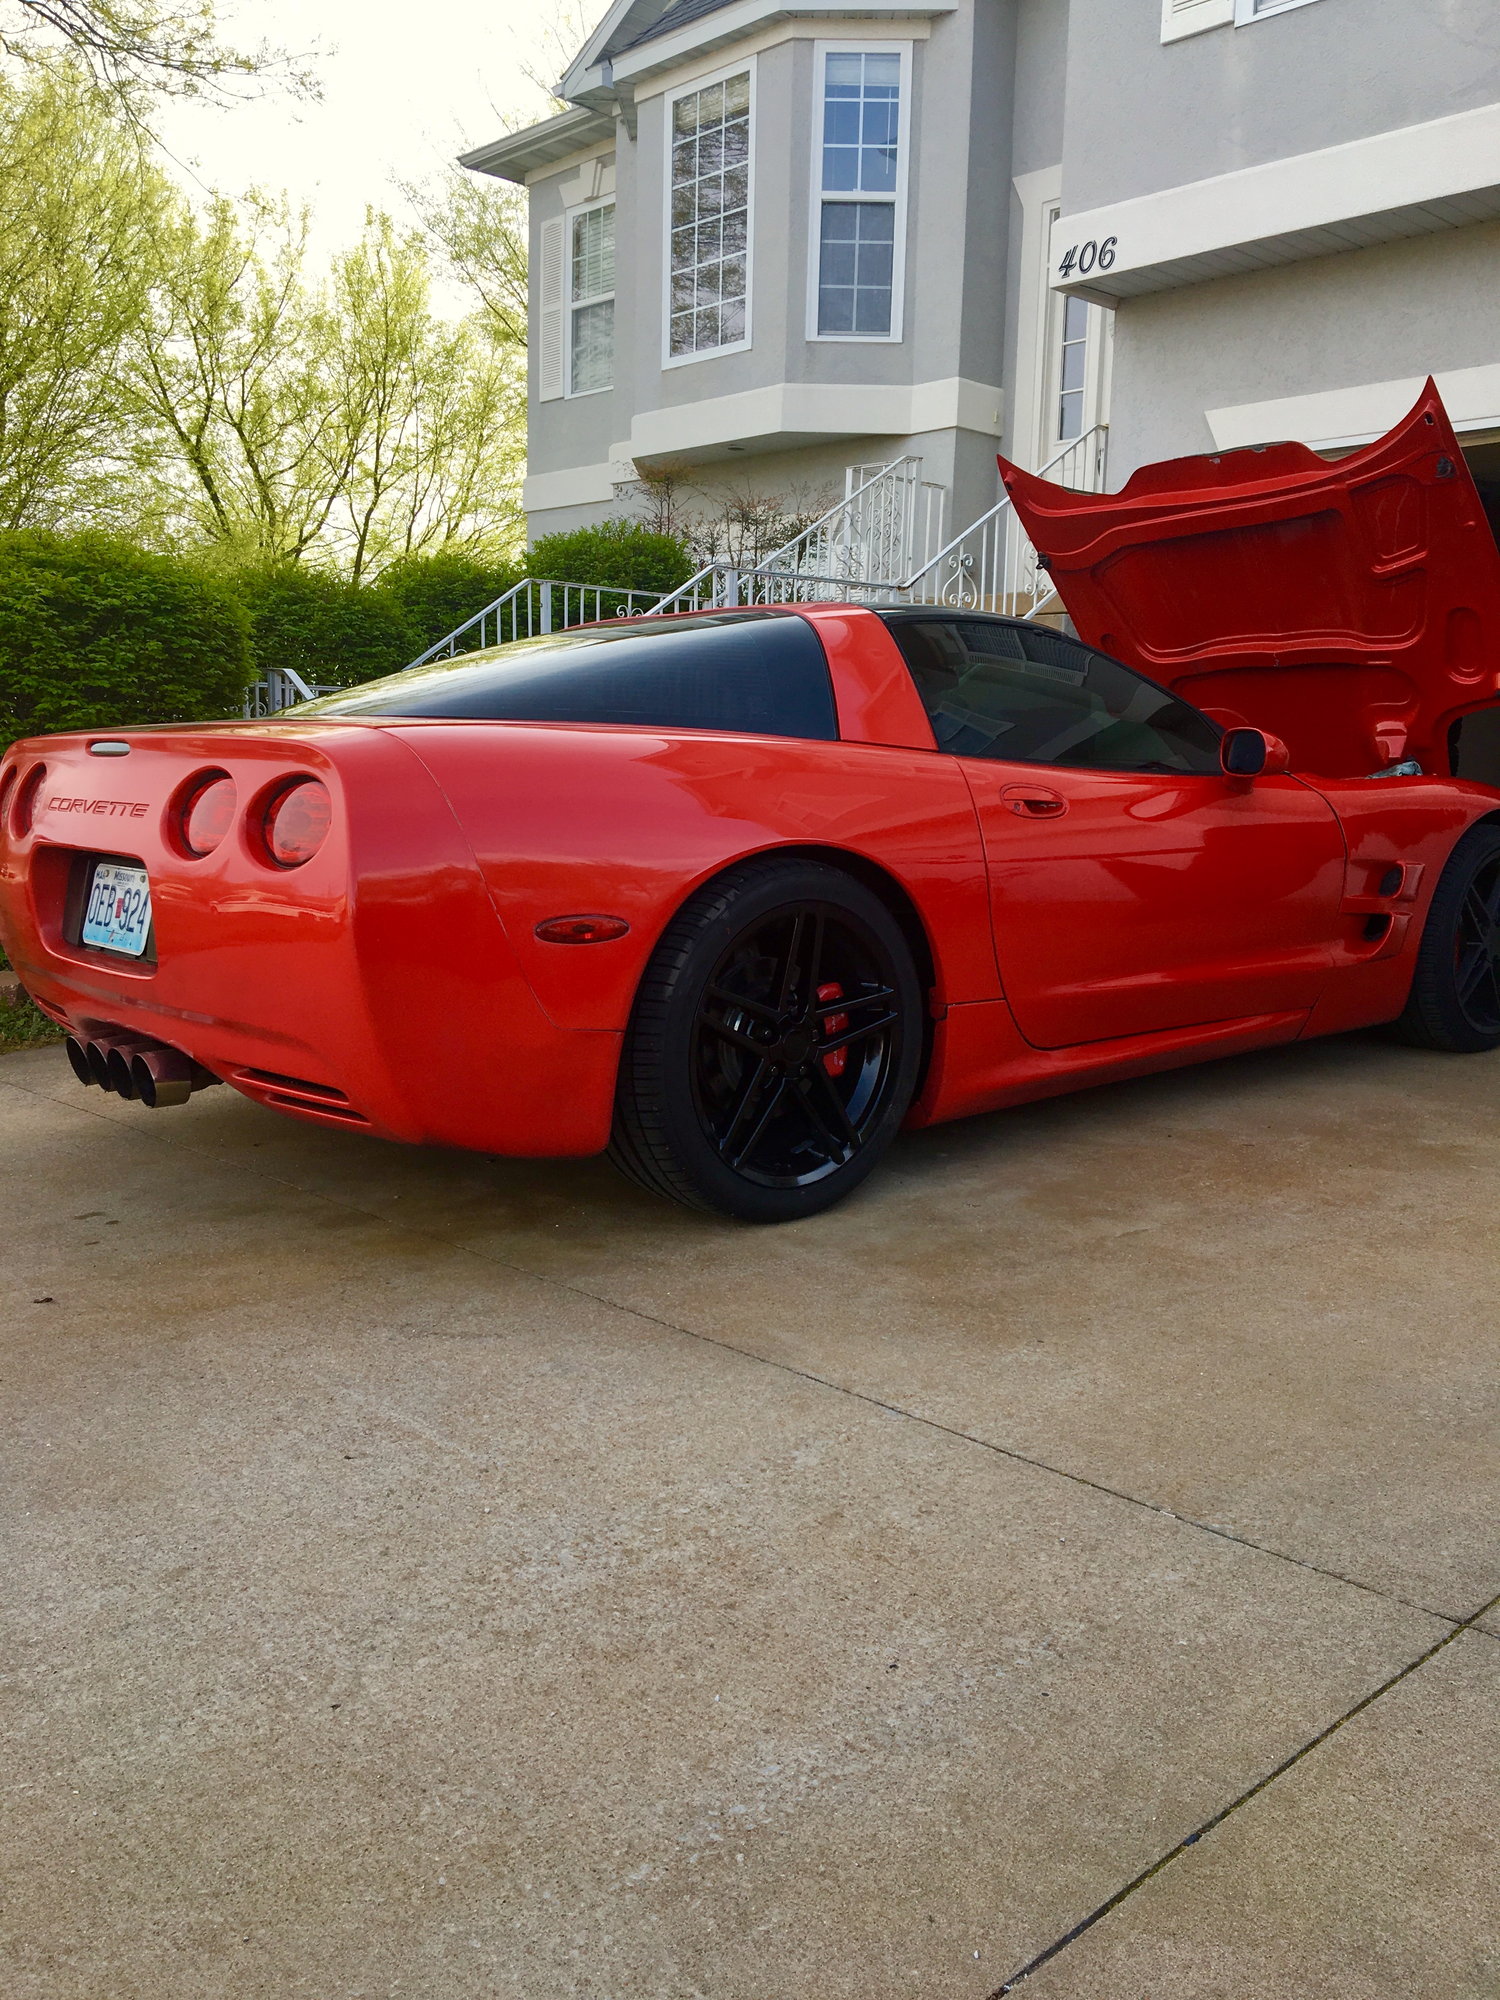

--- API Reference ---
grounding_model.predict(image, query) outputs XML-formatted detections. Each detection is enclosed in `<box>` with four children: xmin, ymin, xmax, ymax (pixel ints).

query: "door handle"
<box><xmin>1000</xmin><ymin>784</ymin><xmax>1068</xmax><ymax>819</ymax></box>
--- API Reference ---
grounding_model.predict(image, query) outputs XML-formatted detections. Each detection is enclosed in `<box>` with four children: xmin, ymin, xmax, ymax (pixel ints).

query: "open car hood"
<box><xmin>998</xmin><ymin>381</ymin><xmax>1500</xmax><ymax>778</ymax></box>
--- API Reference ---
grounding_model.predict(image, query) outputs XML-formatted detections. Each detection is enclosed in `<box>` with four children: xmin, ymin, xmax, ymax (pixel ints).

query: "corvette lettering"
<box><xmin>46</xmin><ymin>797</ymin><xmax>148</xmax><ymax>817</ymax></box>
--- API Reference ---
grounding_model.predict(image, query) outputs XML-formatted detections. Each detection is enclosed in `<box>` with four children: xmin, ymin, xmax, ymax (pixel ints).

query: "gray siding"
<box><xmin>1107</xmin><ymin>218</ymin><xmax>1500</xmax><ymax>475</ymax></box>
<box><xmin>1061</xmin><ymin>0</ymin><xmax>1500</xmax><ymax>212</ymax></box>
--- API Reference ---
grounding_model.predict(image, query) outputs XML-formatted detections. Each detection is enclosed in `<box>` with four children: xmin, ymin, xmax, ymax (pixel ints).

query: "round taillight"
<box><xmin>12</xmin><ymin>763</ymin><xmax>45</xmax><ymax>836</ymax></box>
<box><xmin>182</xmin><ymin>775</ymin><xmax>237</xmax><ymax>856</ymax></box>
<box><xmin>264</xmin><ymin>779</ymin><xmax>331</xmax><ymax>867</ymax></box>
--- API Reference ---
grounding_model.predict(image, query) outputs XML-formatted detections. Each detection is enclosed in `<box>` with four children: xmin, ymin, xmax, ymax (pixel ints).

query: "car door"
<box><xmin>883</xmin><ymin>613</ymin><xmax>1348</xmax><ymax>1048</ymax></box>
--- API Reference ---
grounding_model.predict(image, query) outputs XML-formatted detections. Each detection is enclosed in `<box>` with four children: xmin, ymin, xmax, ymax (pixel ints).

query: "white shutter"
<box><xmin>1161</xmin><ymin>0</ymin><xmax>1233</xmax><ymax>40</ymax></box>
<box><xmin>537</xmin><ymin>215</ymin><xmax>566</xmax><ymax>401</ymax></box>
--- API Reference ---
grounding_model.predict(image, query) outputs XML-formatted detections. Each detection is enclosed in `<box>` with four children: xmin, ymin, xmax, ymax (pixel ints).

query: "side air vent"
<box><xmin>231</xmin><ymin>1067</ymin><xmax>370</xmax><ymax>1125</ymax></box>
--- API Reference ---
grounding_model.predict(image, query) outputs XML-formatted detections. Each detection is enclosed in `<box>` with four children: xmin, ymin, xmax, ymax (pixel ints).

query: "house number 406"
<box><xmin>1057</xmin><ymin>236</ymin><xmax>1117</xmax><ymax>278</ymax></box>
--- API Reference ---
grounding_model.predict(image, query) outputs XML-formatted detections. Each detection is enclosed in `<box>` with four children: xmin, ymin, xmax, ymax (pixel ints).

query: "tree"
<box><xmin>407</xmin><ymin>167</ymin><xmax>528</xmax><ymax>352</ymax></box>
<box><xmin>134</xmin><ymin>191</ymin><xmax>348</xmax><ymax>564</ymax></box>
<box><xmin>0</xmin><ymin>0</ymin><xmax>312</xmax><ymax>109</ymax></box>
<box><xmin>0</xmin><ymin>67</ymin><xmax>171</xmax><ymax>532</ymax></box>
<box><xmin>327</xmin><ymin>214</ymin><xmax>524</xmax><ymax>578</ymax></box>
<box><xmin>133</xmin><ymin>194</ymin><xmax>524</xmax><ymax>576</ymax></box>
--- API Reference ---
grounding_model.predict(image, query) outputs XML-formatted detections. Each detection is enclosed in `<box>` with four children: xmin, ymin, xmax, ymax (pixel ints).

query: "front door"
<box><xmin>883</xmin><ymin>614</ymin><xmax>1347</xmax><ymax>1048</ymax></box>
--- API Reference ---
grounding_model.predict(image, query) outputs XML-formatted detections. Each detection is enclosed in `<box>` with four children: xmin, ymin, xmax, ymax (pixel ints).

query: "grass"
<box><xmin>0</xmin><ymin>946</ymin><xmax>63</xmax><ymax>1056</ymax></box>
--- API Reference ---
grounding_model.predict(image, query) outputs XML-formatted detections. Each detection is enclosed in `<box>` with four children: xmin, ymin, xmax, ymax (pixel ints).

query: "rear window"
<box><xmin>293</xmin><ymin>612</ymin><xmax>840</xmax><ymax>740</ymax></box>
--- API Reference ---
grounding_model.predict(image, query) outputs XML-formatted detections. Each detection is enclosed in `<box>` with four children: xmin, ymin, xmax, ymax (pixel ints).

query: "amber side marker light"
<box><xmin>180</xmin><ymin>774</ymin><xmax>237</xmax><ymax>856</ymax></box>
<box><xmin>263</xmin><ymin>779</ymin><xmax>332</xmax><ymax>867</ymax></box>
<box><xmin>535</xmin><ymin>915</ymin><xmax>631</xmax><ymax>944</ymax></box>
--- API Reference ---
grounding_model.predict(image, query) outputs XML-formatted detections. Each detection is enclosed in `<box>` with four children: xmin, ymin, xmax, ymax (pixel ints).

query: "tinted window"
<box><xmin>294</xmin><ymin>612</ymin><xmax>839</xmax><ymax>740</ymax></box>
<box><xmin>883</xmin><ymin>615</ymin><xmax>1222</xmax><ymax>774</ymax></box>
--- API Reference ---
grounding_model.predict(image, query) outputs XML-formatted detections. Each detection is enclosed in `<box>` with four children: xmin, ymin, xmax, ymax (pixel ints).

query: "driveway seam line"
<box><xmin>987</xmin><ymin>1595</ymin><xmax>1500</xmax><ymax>1995</ymax></box>
<box><xmin>4</xmin><ymin>1072</ymin><xmax>1473</xmax><ymax>1630</ymax></box>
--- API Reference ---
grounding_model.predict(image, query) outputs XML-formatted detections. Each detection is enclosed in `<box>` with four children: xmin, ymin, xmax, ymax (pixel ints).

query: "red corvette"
<box><xmin>4</xmin><ymin>383</ymin><xmax>1500</xmax><ymax>1220</ymax></box>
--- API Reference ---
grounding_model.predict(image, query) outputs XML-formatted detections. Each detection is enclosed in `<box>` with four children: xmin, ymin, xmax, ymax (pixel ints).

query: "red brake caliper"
<box><xmin>817</xmin><ymin>981</ymin><xmax>849</xmax><ymax>1077</ymax></box>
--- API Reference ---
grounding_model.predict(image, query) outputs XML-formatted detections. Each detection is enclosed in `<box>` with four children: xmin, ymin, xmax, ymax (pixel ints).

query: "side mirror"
<box><xmin>1221</xmin><ymin>727</ymin><xmax>1290</xmax><ymax>777</ymax></box>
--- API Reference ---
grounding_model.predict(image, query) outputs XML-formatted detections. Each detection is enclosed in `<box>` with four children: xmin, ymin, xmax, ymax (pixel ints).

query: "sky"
<box><xmin>152</xmin><ymin>0</ymin><xmax>604</xmax><ymax>256</ymax></box>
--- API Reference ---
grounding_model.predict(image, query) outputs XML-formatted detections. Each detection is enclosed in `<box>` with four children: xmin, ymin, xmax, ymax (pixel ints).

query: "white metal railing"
<box><xmin>243</xmin><ymin>667</ymin><xmax>339</xmax><ymax>717</ymax></box>
<box><xmin>648</xmin><ymin>425</ymin><xmax>1107</xmax><ymax>621</ymax></box>
<box><xmin>407</xmin><ymin>576</ymin><xmax>667</xmax><ymax>668</ymax></box>
<box><xmin>649</xmin><ymin>454</ymin><xmax>947</xmax><ymax>615</ymax></box>
<box><xmin>894</xmin><ymin>424</ymin><xmax>1107</xmax><ymax>618</ymax></box>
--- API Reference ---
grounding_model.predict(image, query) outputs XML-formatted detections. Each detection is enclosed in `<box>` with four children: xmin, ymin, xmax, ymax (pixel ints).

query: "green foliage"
<box><xmin>0</xmin><ymin>938</ymin><xmax>58</xmax><ymax>1051</ymax></box>
<box><xmin>0</xmin><ymin>66</ymin><xmax>172</xmax><ymax>534</ymax></box>
<box><xmin>0</xmin><ymin>530</ymin><xmax>251</xmax><ymax>746</ymax></box>
<box><xmin>527</xmin><ymin>520</ymin><xmax>693</xmax><ymax>597</ymax></box>
<box><xmin>226</xmin><ymin>563</ymin><xmax>412</xmax><ymax>691</ymax></box>
<box><xmin>0</xmin><ymin>70</ymin><xmax>526</xmax><ymax>577</ymax></box>
<box><xmin>372</xmin><ymin>549</ymin><xmax>521</xmax><ymax>657</ymax></box>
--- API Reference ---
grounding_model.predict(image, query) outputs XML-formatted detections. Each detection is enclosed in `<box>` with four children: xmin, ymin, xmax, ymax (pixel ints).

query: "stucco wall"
<box><xmin>1061</xmin><ymin>0</ymin><xmax>1500</xmax><ymax>214</ymax></box>
<box><xmin>1106</xmin><ymin>218</ymin><xmax>1500</xmax><ymax>475</ymax></box>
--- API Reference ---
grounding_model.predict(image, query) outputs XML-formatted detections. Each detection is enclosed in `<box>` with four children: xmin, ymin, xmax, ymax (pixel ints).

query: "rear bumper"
<box><xmin>0</xmin><ymin>730</ymin><xmax>620</xmax><ymax>1157</ymax></box>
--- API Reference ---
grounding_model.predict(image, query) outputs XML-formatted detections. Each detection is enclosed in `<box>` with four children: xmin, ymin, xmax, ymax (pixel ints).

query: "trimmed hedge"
<box><xmin>228</xmin><ymin>565</ymin><xmax>413</xmax><ymax>692</ymax></box>
<box><xmin>528</xmin><ymin>520</ymin><xmax>693</xmax><ymax>597</ymax></box>
<box><xmin>374</xmin><ymin>549</ymin><xmax>522</xmax><ymax>660</ymax></box>
<box><xmin>0</xmin><ymin>532</ymin><xmax>252</xmax><ymax>748</ymax></box>
<box><xmin>0</xmin><ymin>524</ymin><xmax>697</xmax><ymax>750</ymax></box>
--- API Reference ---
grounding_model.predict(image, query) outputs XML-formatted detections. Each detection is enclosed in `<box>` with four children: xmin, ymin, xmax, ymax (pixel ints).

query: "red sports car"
<box><xmin>4</xmin><ymin>383</ymin><xmax>1500</xmax><ymax>1221</ymax></box>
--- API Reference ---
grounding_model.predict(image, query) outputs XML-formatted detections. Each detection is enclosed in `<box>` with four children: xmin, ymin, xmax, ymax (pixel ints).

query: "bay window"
<box><xmin>666</xmin><ymin>67</ymin><xmax>752</xmax><ymax>361</ymax></box>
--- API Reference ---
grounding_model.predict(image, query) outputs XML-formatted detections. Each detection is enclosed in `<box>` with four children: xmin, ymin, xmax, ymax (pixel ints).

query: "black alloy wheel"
<box><xmin>1395</xmin><ymin>823</ymin><xmax>1500</xmax><ymax>1052</ymax></box>
<box><xmin>610</xmin><ymin>859</ymin><xmax>924</xmax><ymax>1220</ymax></box>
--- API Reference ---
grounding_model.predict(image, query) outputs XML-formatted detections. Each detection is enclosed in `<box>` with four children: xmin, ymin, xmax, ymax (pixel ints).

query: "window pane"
<box><xmin>818</xmin><ymin>200</ymin><xmax>894</xmax><ymax>335</ymax></box>
<box><xmin>668</xmin><ymin>72</ymin><xmax>752</xmax><ymax>354</ymax></box>
<box><xmin>820</xmin><ymin>49</ymin><xmax>901</xmax><ymax>195</ymax></box>
<box><xmin>570</xmin><ymin>298</ymin><xmax>613</xmax><ymax>392</ymax></box>
<box><xmin>882</xmin><ymin>615</ymin><xmax>1224</xmax><ymax>773</ymax></box>
<box><xmin>296</xmin><ymin>614</ymin><xmax>841</xmax><ymax>742</ymax></box>
<box><xmin>570</xmin><ymin>204</ymin><xmax>614</xmax><ymax>302</ymax></box>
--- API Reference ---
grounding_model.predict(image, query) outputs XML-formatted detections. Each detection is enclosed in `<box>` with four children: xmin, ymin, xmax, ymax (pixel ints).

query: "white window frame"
<box><xmin>805</xmin><ymin>40</ymin><xmax>912</xmax><ymax>345</ymax></box>
<box><xmin>565</xmin><ymin>195</ymin><xmax>615</xmax><ymax>398</ymax></box>
<box><xmin>661</xmin><ymin>56</ymin><xmax>756</xmax><ymax>370</ymax></box>
<box><xmin>1233</xmin><ymin>0</ymin><xmax>1323</xmax><ymax>21</ymax></box>
<box><xmin>1160</xmin><ymin>0</ymin><xmax>1233</xmax><ymax>42</ymax></box>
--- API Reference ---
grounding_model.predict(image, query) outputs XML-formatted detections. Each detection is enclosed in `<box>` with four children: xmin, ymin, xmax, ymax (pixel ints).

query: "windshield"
<box><xmin>291</xmin><ymin>612</ymin><xmax>840</xmax><ymax>740</ymax></box>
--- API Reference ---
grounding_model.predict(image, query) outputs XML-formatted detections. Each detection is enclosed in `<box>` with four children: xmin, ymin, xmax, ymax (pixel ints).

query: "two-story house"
<box><xmin>465</xmin><ymin>0</ymin><xmax>1500</xmax><ymax>561</ymax></box>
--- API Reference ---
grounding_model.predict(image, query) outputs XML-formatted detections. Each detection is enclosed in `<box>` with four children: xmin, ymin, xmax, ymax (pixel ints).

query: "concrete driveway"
<box><xmin>3</xmin><ymin>1029</ymin><xmax>1497</xmax><ymax>1999</ymax></box>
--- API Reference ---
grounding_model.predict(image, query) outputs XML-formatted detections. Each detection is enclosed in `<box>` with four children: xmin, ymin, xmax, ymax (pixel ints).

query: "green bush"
<box><xmin>527</xmin><ymin>519</ymin><xmax>693</xmax><ymax>598</ymax></box>
<box><xmin>372</xmin><ymin>549</ymin><xmax>522</xmax><ymax>661</ymax></box>
<box><xmin>0</xmin><ymin>943</ymin><xmax>60</xmax><ymax>1053</ymax></box>
<box><xmin>0</xmin><ymin>532</ymin><xmax>253</xmax><ymax>748</ymax></box>
<box><xmin>229</xmin><ymin>564</ymin><xmax>413</xmax><ymax>692</ymax></box>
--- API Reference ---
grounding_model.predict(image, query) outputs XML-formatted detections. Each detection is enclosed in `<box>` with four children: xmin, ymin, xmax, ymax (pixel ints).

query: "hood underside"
<box><xmin>999</xmin><ymin>381</ymin><xmax>1500</xmax><ymax>777</ymax></box>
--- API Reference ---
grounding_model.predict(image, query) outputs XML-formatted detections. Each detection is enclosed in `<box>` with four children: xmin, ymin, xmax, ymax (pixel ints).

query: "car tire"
<box><xmin>1393</xmin><ymin>822</ymin><xmax>1500</xmax><ymax>1053</ymax></box>
<box><xmin>609</xmin><ymin>858</ymin><xmax>925</xmax><ymax>1221</ymax></box>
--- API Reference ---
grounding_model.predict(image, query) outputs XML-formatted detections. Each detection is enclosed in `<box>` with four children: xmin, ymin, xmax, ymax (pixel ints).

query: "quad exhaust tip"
<box><xmin>64</xmin><ymin>1033</ymin><xmax>219</xmax><ymax>1108</ymax></box>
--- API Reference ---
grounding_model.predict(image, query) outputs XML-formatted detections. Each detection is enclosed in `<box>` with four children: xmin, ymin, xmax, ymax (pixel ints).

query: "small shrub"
<box><xmin>0</xmin><ymin>532</ymin><xmax>253</xmax><ymax>749</ymax></box>
<box><xmin>230</xmin><ymin>565</ymin><xmax>412</xmax><ymax>692</ymax></box>
<box><xmin>527</xmin><ymin>519</ymin><xmax>693</xmax><ymax>598</ymax></box>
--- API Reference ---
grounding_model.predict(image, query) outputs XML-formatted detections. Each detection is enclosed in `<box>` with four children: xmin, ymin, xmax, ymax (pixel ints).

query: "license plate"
<box><xmin>82</xmin><ymin>861</ymin><xmax>153</xmax><ymax>958</ymax></box>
